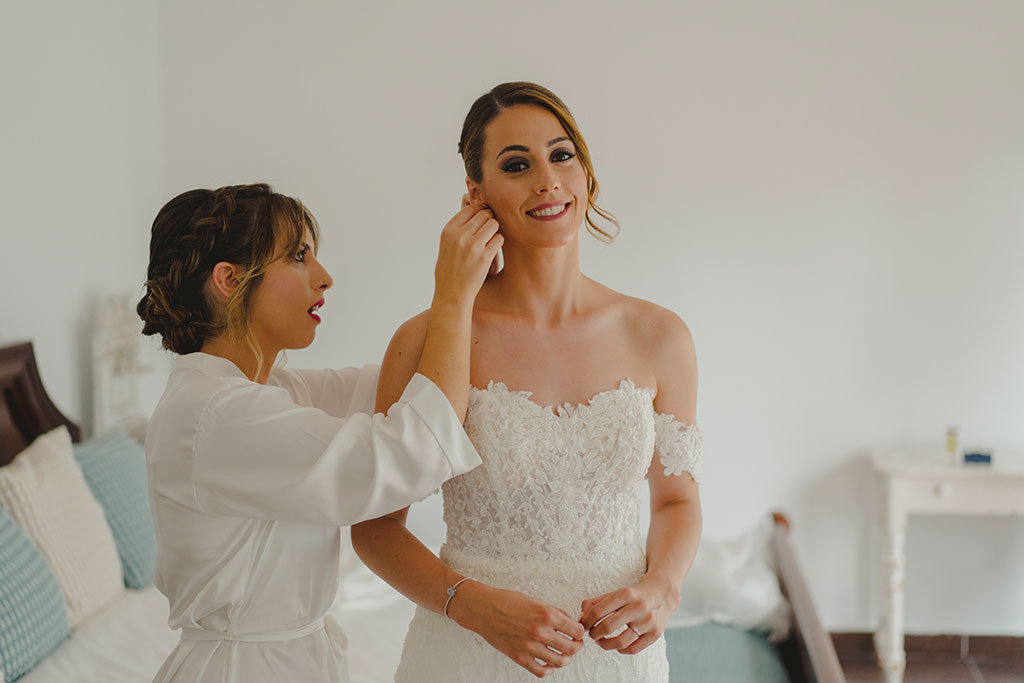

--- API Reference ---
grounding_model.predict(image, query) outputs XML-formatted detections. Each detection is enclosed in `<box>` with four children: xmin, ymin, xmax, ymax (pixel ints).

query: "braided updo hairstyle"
<box><xmin>137</xmin><ymin>184</ymin><xmax>319</xmax><ymax>371</ymax></box>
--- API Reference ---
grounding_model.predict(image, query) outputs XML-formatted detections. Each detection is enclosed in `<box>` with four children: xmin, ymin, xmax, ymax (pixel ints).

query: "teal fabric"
<box><xmin>666</xmin><ymin>622</ymin><xmax>790</xmax><ymax>683</ymax></box>
<box><xmin>0</xmin><ymin>507</ymin><xmax>71</xmax><ymax>681</ymax></box>
<box><xmin>73</xmin><ymin>427</ymin><xmax>156</xmax><ymax>589</ymax></box>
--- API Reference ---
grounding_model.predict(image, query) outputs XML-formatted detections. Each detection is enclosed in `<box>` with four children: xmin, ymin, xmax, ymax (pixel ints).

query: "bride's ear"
<box><xmin>466</xmin><ymin>177</ymin><xmax>485</xmax><ymax>205</ymax></box>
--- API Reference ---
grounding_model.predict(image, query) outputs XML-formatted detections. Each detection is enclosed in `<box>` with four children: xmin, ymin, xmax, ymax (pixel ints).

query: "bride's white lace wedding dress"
<box><xmin>394</xmin><ymin>379</ymin><xmax>702</xmax><ymax>682</ymax></box>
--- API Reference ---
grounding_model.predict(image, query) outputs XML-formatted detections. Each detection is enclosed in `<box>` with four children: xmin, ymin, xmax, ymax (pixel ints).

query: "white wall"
<box><xmin>159</xmin><ymin>1</ymin><xmax>1024</xmax><ymax>635</ymax></box>
<box><xmin>2</xmin><ymin>0</ymin><xmax>1020</xmax><ymax>635</ymax></box>
<box><xmin>0</xmin><ymin>0</ymin><xmax>163</xmax><ymax>431</ymax></box>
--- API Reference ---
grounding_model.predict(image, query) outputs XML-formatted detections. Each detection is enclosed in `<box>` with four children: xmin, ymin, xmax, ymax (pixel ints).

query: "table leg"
<box><xmin>875</xmin><ymin>477</ymin><xmax>907</xmax><ymax>683</ymax></box>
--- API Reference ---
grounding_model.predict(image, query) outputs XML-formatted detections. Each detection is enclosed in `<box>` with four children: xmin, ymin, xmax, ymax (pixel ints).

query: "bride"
<box><xmin>351</xmin><ymin>82</ymin><xmax>703</xmax><ymax>681</ymax></box>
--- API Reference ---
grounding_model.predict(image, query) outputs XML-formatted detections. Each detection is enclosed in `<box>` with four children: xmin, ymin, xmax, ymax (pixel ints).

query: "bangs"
<box><xmin>268</xmin><ymin>195</ymin><xmax>321</xmax><ymax>259</ymax></box>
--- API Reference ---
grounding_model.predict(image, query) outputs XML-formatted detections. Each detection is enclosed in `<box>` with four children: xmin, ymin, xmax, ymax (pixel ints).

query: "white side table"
<box><xmin>870</xmin><ymin>450</ymin><xmax>1024</xmax><ymax>683</ymax></box>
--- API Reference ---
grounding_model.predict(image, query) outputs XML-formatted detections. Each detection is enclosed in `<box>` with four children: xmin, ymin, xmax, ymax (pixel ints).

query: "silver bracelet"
<box><xmin>443</xmin><ymin>577</ymin><xmax>475</xmax><ymax>620</ymax></box>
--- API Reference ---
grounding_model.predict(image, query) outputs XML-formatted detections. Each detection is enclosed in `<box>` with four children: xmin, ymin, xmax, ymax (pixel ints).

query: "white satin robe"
<box><xmin>145</xmin><ymin>352</ymin><xmax>480</xmax><ymax>683</ymax></box>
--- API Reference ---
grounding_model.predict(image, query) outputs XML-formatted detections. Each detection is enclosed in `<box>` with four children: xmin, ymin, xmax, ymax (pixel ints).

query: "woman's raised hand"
<box><xmin>461</xmin><ymin>193</ymin><xmax>501</xmax><ymax>276</ymax></box>
<box><xmin>415</xmin><ymin>202</ymin><xmax>502</xmax><ymax>420</ymax></box>
<box><xmin>449</xmin><ymin>582</ymin><xmax>585</xmax><ymax>678</ymax></box>
<box><xmin>578</xmin><ymin>578</ymin><xmax>680</xmax><ymax>655</ymax></box>
<box><xmin>433</xmin><ymin>203</ymin><xmax>503</xmax><ymax>311</ymax></box>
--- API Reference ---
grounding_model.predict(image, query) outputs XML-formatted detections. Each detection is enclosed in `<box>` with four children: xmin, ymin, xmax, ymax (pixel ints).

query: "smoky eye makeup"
<box><xmin>293</xmin><ymin>243</ymin><xmax>310</xmax><ymax>262</ymax></box>
<box><xmin>550</xmin><ymin>148</ymin><xmax>577</xmax><ymax>163</ymax></box>
<box><xmin>500</xmin><ymin>157</ymin><xmax>529</xmax><ymax>174</ymax></box>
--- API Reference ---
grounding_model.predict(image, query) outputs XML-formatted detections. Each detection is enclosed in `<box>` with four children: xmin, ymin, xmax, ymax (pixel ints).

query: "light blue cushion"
<box><xmin>73</xmin><ymin>427</ymin><xmax>156</xmax><ymax>589</ymax></box>
<box><xmin>0</xmin><ymin>507</ymin><xmax>71</xmax><ymax>681</ymax></box>
<box><xmin>666</xmin><ymin>622</ymin><xmax>790</xmax><ymax>683</ymax></box>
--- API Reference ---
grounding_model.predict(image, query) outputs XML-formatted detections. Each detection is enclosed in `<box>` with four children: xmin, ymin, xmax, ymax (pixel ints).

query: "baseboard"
<box><xmin>831</xmin><ymin>632</ymin><xmax>1024</xmax><ymax>663</ymax></box>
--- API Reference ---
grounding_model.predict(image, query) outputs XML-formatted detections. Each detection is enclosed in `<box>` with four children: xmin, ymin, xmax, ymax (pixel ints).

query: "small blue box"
<box><xmin>963</xmin><ymin>452</ymin><xmax>992</xmax><ymax>465</ymax></box>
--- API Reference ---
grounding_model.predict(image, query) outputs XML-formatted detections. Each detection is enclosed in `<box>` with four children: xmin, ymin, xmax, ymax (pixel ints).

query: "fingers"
<box><xmin>508</xmin><ymin>640</ymin><xmax>573</xmax><ymax>678</ymax></box>
<box><xmin>589</xmin><ymin>605</ymin><xmax>648</xmax><ymax>642</ymax></box>
<box><xmin>444</xmin><ymin>209</ymin><xmax>496</xmax><ymax>248</ymax></box>
<box><xmin>518</xmin><ymin>655</ymin><xmax>552</xmax><ymax>679</ymax></box>
<box><xmin>593</xmin><ymin>623</ymin><xmax>644</xmax><ymax>652</ymax></box>
<box><xmin>532</xmin><ymin>610</ymin><xmax>584</xmax><ymax>660</ymax></box>
<box><xmin>474</xmin><ymin>216</ymin><xmax>500</xmax><ymax>240</ymax></box>
<box><xmin>451</xmin><ymin>213</ymin><xmax>501</xmax><ymax>269</ymax></box>
<box><xmin>580</xmin><ymin>586</ymin><xmax>663</xmax><ymax>654</ymax></box>
<box><xmin>484</xmin><ymin>225</ymin><xmax>503</xmax><ymax>254</ymax></box>
<box><xmin>578</xmin><ymin>596</ymin><xmax>601</xmax><ymax>625</ymax></box>
<box><xmin>440</xmin><ymin>203</ymin><xmax>488</xmax><ymax>238</ymax></box>
<box><xmin>617</xmin><ymin>628</ymin><xmax>659</xmax><ymax>655</ymax></box>
<box><xmin>579</xmin><ymin>590</ymin><xmax>625</xmax><ymax>633</ymax></box>
<box><xmin>517</xmin><ymin>628</ymin><xmax>582</xmax><ymax>677</ymax></box>
<box><xmin>519</xmin><ymin>610</ymin><xmax>584</xmax><ymax>676</ymax></box>
<box><xmin>455</xmin><ymin>200</ymin><xmax>492</xmax><ymax>232</ymax></box>
<box><xmin>553</xmin><ymin>611</ymin><xmax>586</xmax><ymax>642</ymax></box>
<box><xmin>450</xmin><ymin>201</ymin><xmax>483</xmax><ymax>224</ymax></box>
<box><xmin>453</xmin><ymin>207</ymin><xmax>493</xmax><ymax>236</ymax></box>
<box><xmin>528</xmin><ymin>641</ymin><xmax>574</xmax><ymax>669</ymax></box>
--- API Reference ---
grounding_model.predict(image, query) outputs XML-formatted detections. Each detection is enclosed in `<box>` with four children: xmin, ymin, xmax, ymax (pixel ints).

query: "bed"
<box><xmin>0</xmin><ymin>340</ymin><xmax>846</xmax><ymax>683</ymax></box>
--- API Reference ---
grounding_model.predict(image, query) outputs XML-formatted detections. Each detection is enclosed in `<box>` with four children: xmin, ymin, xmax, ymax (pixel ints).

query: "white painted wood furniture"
<box><xmin>92</xmin><ymin>292</ymin><xmax>149</xmax><ymax>441</ymax></box>
<box><xmin>871</xmin><ymin>450</ymin><xmax>1024</xmax><ymax>683</ymax></box>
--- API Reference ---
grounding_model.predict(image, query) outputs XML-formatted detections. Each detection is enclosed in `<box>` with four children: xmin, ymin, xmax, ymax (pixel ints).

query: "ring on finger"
<box><xmin>628</xmin><ymin>625</ymin><xmax>642</xmax><ymax>639</ymax></box>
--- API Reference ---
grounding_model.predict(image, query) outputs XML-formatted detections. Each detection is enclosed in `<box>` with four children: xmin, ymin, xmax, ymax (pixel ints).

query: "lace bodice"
<box><xmin>442</xmin><ymin>379</ymin><xmax>701</xmax><ymax>567</ymax></box>
<box><xmin>396</xmin><ymin>379</ymin><xmax>703</xmax><ymax>682</ymax></box>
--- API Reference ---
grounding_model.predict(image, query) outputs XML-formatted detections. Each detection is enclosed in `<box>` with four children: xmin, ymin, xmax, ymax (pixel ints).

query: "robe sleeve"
<box><xmin>267</xmin><ymin>365</ymin><xmax>380</xmax><ymax>418</ymax></box>
<box><xmin>190</xmin><ymin>373</ymin><xmax>480</xmax><ymax>526</ymax></box>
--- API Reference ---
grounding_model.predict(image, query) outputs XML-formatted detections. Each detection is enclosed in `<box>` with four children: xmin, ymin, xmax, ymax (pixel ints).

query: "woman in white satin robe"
<box><xmin>137</xmin><ymin>183</ymin><xmax>502</xmax><ymax>682</ymax></box>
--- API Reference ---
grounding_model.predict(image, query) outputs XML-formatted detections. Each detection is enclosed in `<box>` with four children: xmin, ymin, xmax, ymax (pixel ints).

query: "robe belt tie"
<box><xmin>181</xmin><ymin>615</ymin><xmax>326</xmax><ymax>643</ymax></box>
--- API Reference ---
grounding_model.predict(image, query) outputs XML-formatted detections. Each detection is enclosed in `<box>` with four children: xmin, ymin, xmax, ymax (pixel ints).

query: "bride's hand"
<box><xmin>578</xmin><ymin>577</ymin><xmax>680</xmax><ymax>655</ymax></box>
<box><xmin>449</xmin><ymin>582</ymin><xmax>585</xmax><ymax>678</ymax></box>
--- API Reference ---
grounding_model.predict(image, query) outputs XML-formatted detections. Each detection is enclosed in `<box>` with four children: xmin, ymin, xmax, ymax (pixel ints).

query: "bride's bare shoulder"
<box><xmin>383</xmin><ymin>309</ymin><xmax>431</xmax><ymax>366</ymax></box>
<box><xmin>631</xmin><ymin>298</ymin><xmax>692</xmax><ymax>346</ymax></box>
<box><xmin>590</xmin><ymin>282</ymin><xmax>692</xmax><ymax>346</ymax></box>
<box><xmin>595</xmin><ymin>288</ymin><xmax>696</xmax><ymax>371</ymax></box>
<box><xmin>614</xmin><ymin>294</ymin><xmax>698</xmax><ymax>408</ymax></box>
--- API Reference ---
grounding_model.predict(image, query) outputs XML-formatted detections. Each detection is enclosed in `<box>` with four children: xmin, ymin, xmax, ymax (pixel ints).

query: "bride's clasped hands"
<box><xmin>446</xmin><ymin>581</ymin><xmax>585</xmax><ymax>677</ymax></box>
<box><xmin>579</xmin><ymin>577</ymin><xmax>681</xmax><ymax>656</ymax></box>
<box><xmin>444</xmin><ymin>575</ymin><xmax>679</xmax><ymax>677</ymax></box>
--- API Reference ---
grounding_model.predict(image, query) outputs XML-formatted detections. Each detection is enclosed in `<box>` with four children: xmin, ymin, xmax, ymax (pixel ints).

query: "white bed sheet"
<box><xmin>21</xmin><ymin>586</ymin><xmax>179</xmax><ymax>683</ymax></box>
<box><xmin>18</xmin><ymin>581</ymin><xmax>414</xmax><ymax>683</ymax></box>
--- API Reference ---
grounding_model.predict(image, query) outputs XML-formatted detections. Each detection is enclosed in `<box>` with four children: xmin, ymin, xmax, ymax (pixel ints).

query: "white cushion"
<box><xmin>669</xmin><ymin>515</ymin><xmax>792</xmax><ymax>641</ymax></box>
<box><xmin>0</xmin><ymin>427</ymin><xmax>124</xmax><ymax>627</ymax></box>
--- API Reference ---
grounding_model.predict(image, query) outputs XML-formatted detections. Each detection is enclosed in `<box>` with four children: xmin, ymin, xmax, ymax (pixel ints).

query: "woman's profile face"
<box><xmin>469</xmin><ymin>105</ymin><xmax>588</xmax><ymax>249</ymax></box>
<box><xmin>248</xmin><ymin>227</ymin><xmax>332</xmax><ymax>355</ymax></box>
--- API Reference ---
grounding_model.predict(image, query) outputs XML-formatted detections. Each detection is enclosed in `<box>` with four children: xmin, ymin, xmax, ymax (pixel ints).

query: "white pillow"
<box><xmin>670</xmin><ymin>515</ymin><xmax>792</xmax><ymax>641</ymax></box>
<box><xmin>0</xmin><ymin>426</ymin><xmax>124</xmax><ymax>626</ymax></box>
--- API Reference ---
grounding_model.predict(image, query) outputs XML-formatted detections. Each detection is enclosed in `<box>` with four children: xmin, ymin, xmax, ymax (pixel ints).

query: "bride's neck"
<box><xmin>487</xmin><ymin>240</ymin><xmax>587</xmax><ymax>323</ymax></box>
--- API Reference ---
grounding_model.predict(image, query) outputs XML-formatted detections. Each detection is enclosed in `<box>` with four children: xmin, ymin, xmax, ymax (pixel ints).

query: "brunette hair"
<box><xmin>137</xmin><ymin>183</ymin><xmax>319</xmax><ymax>375</ymax></box>
<box><xmin>458</xmin><ymin>82</ymin><xmax>619</xmax><ymax>242</ymax></box>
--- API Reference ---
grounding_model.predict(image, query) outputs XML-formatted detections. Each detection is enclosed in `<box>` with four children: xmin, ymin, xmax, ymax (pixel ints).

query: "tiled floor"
<box><xmin>841</xmin><ymin>656</ymin><xmax>1024</xmax><ymax>682</ymax></box>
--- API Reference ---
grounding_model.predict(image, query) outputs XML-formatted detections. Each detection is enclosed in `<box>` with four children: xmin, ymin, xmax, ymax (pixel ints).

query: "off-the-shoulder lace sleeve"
<box><xmin>653</xmin><ymin>413</ymin><xmax>703</xmax><ymax>483</ymax></box>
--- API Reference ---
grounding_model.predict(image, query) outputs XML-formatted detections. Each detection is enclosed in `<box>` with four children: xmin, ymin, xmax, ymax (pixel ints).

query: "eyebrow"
<box><xmin>495</xmin><ymin>136</ymin><xmax>571</xmax><ymax>159</ymax></box>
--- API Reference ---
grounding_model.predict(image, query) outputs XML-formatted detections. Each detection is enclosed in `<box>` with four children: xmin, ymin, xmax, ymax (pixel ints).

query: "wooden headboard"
<box><xmin>0</xmin><ymin>341</ymin><xmax>81</xmax><ymax>466</ymax></box>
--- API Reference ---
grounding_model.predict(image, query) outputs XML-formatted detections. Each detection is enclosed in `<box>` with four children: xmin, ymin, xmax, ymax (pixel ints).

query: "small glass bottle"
<box><xmin>945</xmin><ymin>427</ymin><xmax>959</xmax><ymax>466</ymax></box>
